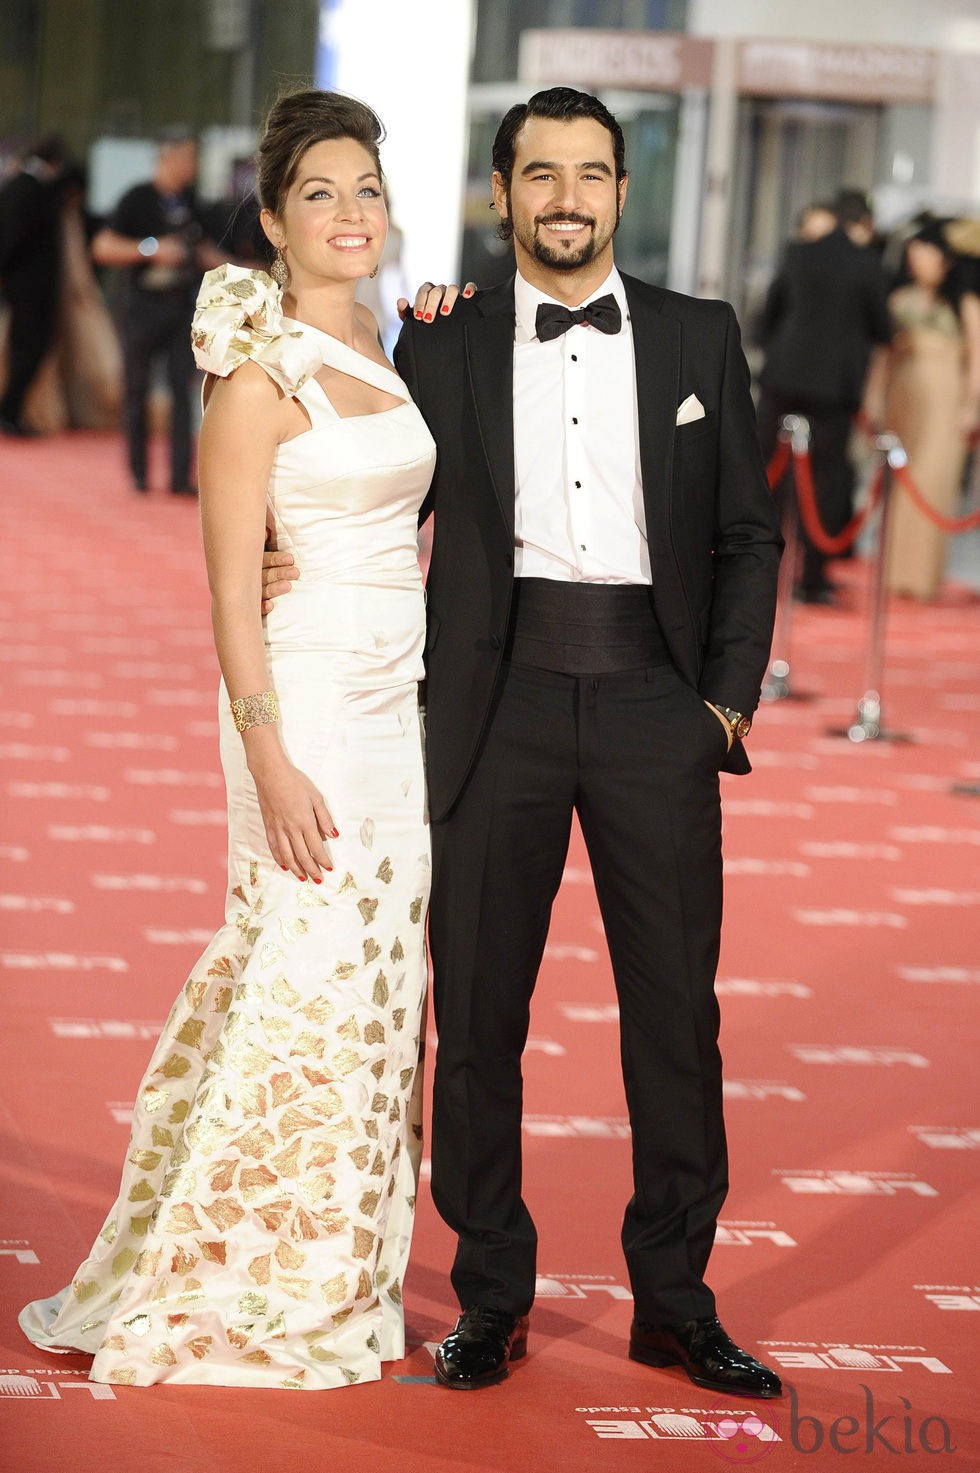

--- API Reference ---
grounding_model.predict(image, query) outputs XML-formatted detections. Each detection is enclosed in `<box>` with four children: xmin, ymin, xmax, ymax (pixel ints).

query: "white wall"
<box><xmin>322</xmin><ymin>0</ymin><xmax>475</xmax><ymax>288</ymax></box>
<box><xmin>688</xmin><ymin>0</ymin><xmax>980</xmax><ymax>52</ymax></box>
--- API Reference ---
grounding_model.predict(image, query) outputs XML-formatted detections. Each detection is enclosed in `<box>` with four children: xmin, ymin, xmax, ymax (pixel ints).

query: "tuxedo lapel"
<box><xmin>623</xmin><ymin>274</ymin><xmax>681</xmax><ymax>547</ymax></box>
<box><xmin>465</xmin><ymin>279</ymin><xmax>516</xmax><ymax>530</ymax></box>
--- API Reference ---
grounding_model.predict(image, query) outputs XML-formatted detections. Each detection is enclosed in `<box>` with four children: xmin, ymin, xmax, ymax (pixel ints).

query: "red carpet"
<box><xmin>2</xmin><ymin>430</ymin><xmax>978</xmax><ymax>1470</ymax></box>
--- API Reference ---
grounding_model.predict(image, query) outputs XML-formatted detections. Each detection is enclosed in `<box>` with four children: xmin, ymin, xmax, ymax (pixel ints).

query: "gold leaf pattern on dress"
<box><xmin>298</xmin><ymin>1172</ymin><xmax>334</xmax><ymax>1206</ymax></box>
<box><xmin>387</xmin><ymin>1278</ymin><xmax>403</xmax><ymax>1305</ymax></box>
<box><xmin>128</xmin><ymin>1149</ymin><xmax>162</xmax><ymax>1171</ymax></box>
<box><xmin>238</xmin><ymin>1292</ymin><xmax>269</xmax><ymax>1316</ymax></box>
<box><xmin>260</xmin><ymin>942</ymin><xmax>285</xmax><ymax>968</ymax></box>
<box><xmin>268</xmin><ymin>1312</ymin><xmax>287</xmax><ymax>1337</ymax></box>
<box><xmin>281</xmin><ymin>916</ymin><xmax>309</xmax><ymax>943</ymax></box>
<box><xmin>320</xmin><ymin>1210</ymin><xmax>350</xmax><ymax>1235</ymax></box>
<box><xmin>203</xmin><ymin>1199</ymin><xmax>245</xmax><ymax>1231</ymax></box>
<box><xmin>141</xmin><ymin>1085</ymin><xmax>167</xmax><ymax>1113</ymax></box>
<box><xmin>175</xmin><ymin>1019</ymin><xmax>205</xmax><ymax>1050</ymax></box>
<box><xmin>371</xmin><ymin>1093</ymin><xmax>388</xmax><ymax>1115</ymax></box>
<box><xmin>178</xmin><ymin>1278</ymin><xmax>205</xmax><ymax>1304</ymax></box>
<box><xmin>235</xmin><ymin>1124</ymin><xmax>275</xmax><ymax>1159</ymax></box>
<box><xmin>270</xmin><ymin>1072</ymin><xmax>303</xmax><ymax>1107</ymax></box>
<box><xmin>199</xmin><ymin>1241</ymin><xmax>228</xmax><ymax>1265</ymax></box>
<box><xmin>188</xmin><ymin>1336</ymin><xmax>213</xmax><ymax>1360</ymax></box>
<box><xmin>233</xmin><ymin>1042</ymin><xmax>273</xmax><ymax>1078</ymax></box>
<box><xmin>390</xmin><ymin>938</ymin><xmax>404</xmax><ymax>962</ymax></box>
<box><xmin>352</xmin><ymin>1225</ymin><xmax>374</xmax><ymax>1260</ymax></box>
<box><xmin>239</xmin><ymin>1083</ymin><xmax>268</xmax><ymax>1118</ymax></box>
<box><xmin>206</xmin><ymin>1159</ymin><xmax>237</xmax><ymax>1194</ymax></box>
<box><xmin>307</xmin><ymin>1139</ymin><xmax>337</xmax><ymax>1169</ymax></box>
<box><xmin>338</xmin><ymin>871</ymin><xmax>357</xmax><ymax>893</ymax></box>
<box><xmin>392</xmin><ymin>1007</ymin><xmax>406</xmax><ymax>1031</ymax></box>
<box><xmin>358</xmin><ymin>898</ymin><xmax>379</xmax><ymax>926</ymax></box>
<box><xmin>167</xmin><ymin>1313</ymin><xmax>189</xmax><ymax>1330</ymax></box>
<box><xmin>300</xmin><ymin>994</ymin><xmax>334</xmax><ymax>1024</ymax></box>
<box><xmin>275</xmin><ymin>1240</ymin><xmax>307</xmax><ymax>1270</ymax></box>
<box><xmin>149</xmin><ymin>1344</ymin><xmax>178</xmax><ymax>1367</ymax></box>
<box><xmin>165</xmin><ymin>1203</ymin><xmax>202</xmax><ymax>1235</ymax></box>
<box><xmin>270</xmin><ymin>1140</ymin><xmax>302</xmax><ymax>1178</ymax></box>
<box><xmin>134</xmin><ymin>1249</ymin><xmax>162</xmax><ymax>1277</ymax></box>
<box><xmin>342</xmin><ymin>1369</ymin><xmax>360</xmax><ymax>1384</ymax></box>
<box><xmin>409</xmin><ymin>897</ymin><xmax>424</xmax><ymax>924</ymax></box>
<box><xmin>363</xmin><ymin>939</ymin><xmax>381</xmax><ymax>964</ymax></box>
<box><xmin>400</xmin><ymin>1066</ymin><xmax>415</xmax><ymax>1090</ymax></box>
<box><xmin>278</xmin><ymin>1105</ymin><xmax>318</xmax><ymax>1138</ymax></box>
<box><xmin>359</xmin><ymin>1190</ymin><xmax>380</xmax><ymax>1216</ymax></box>
<box><xmin>123</xmin><ymin>1313</ymin><xmax>151</xmax><ymax>1337</ymax></box>
<box><xmin>333</xmin><ymin>960</ymin><xmax>357</xmax><ymax>980</ymax></box>
<box><xmin>278</xmin><ymin>1275</ymin><xmax>312</xmax><ymax>1300</ymax></box>
<box><xmin>291</xmin><ymin>1208</ymin><xmax>319</xmax><ymax>1241</ymax></box>
<box><xmin>370</xmin><ymin>1059</ymin><xmax>386</xmax><ymax>1082</ymax></box>
<box><xmin>240</xmin><ymin>1164</ymin><xmax>278</xmax><ymax>1200</ymax></box>
<box><xmin>185</xmin><ymin>980</ymin><xmax>207</xmax><ymax>1009</ymax></box>
<box><xmin>372</xmin><ymin>972</ymin><xmax>389</xmax><ymax>1007</ymax></box>
<box><xmin>128</xmin><ymin>1179</ymin><xmax>154</xmax><ymax>1203</ymax></box>
<box><xmin>171</xmin><ymin>1247</ymin><xmax>199</xmax><ymax>1276</ymax></box>
<box><xmin>207</xmin><ymin>956</ymin><xmax>234</xmax><ymax>979</ymax></box>
<box><xmin>364</xmin><ymin>1021</ymin><xmax>385</xmax><ymax>1046</ymax></box>
<box><xmin>108</xmin><ymin>1368</ymin><xmax>137</xmax><ymax>1385</ymax></box>
<box><xmin>72</xmin><ymin>1279</ymin><xmax>98</xmax><ymax>1303</ymax></box>
<box><xmin>376</xmin><ymin>858</ymin><xmax>393</xmax><ymax>884</ymax></box>
<box><xmin>99</xmin><ymin>1334</ymin><xmax>125</xmax><ymax>1349</ymax></box>
<box><xmin>248</xmin><ymin>1253</ymin><xmax>272</xmax><ymax>1285</ymax></box>
<box><xmin>255</xmin><ymin>1198</ymin><xmax>291</xmax><ymax>1231</ymax></box>
<box><xmin>320</xmin><ymin>1273</ymin><xmax>347</xmax><ymax>1306</ymax></box>
<box><xmin>292</xmin><ymin>1030</ymin><xmax>327</xmax><ymax>1059</ymax></box>
<box><xmin>161</xmin><ymin>1054</ymin><xmax>191</xmax><ymax>1079</ymax></box>
<box><xmin>227</xmin><ymin>1325</ymin><xmax>252</xmax><ymax>1349</ymax></box>
<box><xmin>213</xmin><ymin>986</ymin><xmax>233</xmax><ymax>1012</ymax></box>
<box><xmin>99</xmin><ymin>1221</ymin><xmax>117</xmax><ymax>1245</ymax></box>
<box><xmin>367</xmin><ymin>1330</ymin><xmax>380</xmax><ymax>1353</ymax></box>
<box><xmin>369</xmin><ymin>1150</ymin><xmax>386</xmax><ymax>1178</ymax></box>
<box><xmin>151</xmin><ymin>1126</ymin><xmax>175</xmax><ymax>1148</ymax></box>
<box><xmin>337</xmin><ymin>1015</ymin><xmax>360</xmax><ymax>1042</ymax></box>
<box><xmin>334</xmin><ymin>1047</ymin><xmax>364</xmax><ymax>1077</ymax></box>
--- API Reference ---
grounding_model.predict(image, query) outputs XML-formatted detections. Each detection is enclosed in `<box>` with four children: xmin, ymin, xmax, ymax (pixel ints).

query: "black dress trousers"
<box><xmin>428</xmin><ymin>656</ymin><xmax>730</xmax><ymax>1324</ymax></box>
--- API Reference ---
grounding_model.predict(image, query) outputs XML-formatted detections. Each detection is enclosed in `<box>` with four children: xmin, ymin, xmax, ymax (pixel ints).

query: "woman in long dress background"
<box><xmin>20</xmin><ymin>89</ymin><xmax>435</xmax><ymax>1390</ymax></box>
<box><xmin>881</xmin><ymin>224</ymin><xmax>980</xmax><ymax>600</ymax></box>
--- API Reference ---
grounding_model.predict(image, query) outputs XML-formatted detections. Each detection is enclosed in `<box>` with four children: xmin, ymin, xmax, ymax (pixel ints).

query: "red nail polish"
<box><xmin>440</xmin><ymin>304</ymin><xmax>450</xmax><ymax>313</ymax></box>
<box><xmin>312</xmin><ymin>876</ymin><xmax>322</xmax><ymax>885</ymax></box>
<box><xmin>424</xmin><ymin>312</ymin><xmax>433</xmax><ymax>322</ymax></box>
<box><xmin>414</xmin><ymin>310</ymin><xmax>421</xmax><ymax>319</ymax></box>
<box><xmin>330</xmin><ymin>827</ymin><xmax>339</xmax><ymax>838</ymax></box>
<box><xmin>298</xmin><ymin>873</ymin><xmax>307</xmax><ymax>882</ymax></box>
<box><xmin>281</xmin><ymin>866</ymin><xmax>289</xmax><ymax>872</ymax></box>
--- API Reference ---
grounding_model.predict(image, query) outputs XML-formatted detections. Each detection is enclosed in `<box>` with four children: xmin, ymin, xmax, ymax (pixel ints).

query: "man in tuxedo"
<box><xmin>757</xmin><ymin>192</ymin><xmax>892</xmax><ymax>602</ymax></box>
<box><xmin>264</xmin><ymin>87</ymin><xmax>782</xmax><ymax>1398</ymax></box>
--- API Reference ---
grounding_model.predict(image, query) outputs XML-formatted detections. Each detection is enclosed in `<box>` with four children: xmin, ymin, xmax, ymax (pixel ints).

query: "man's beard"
<box><xmin>509</xmin><ymin>204</ymin><xmax>619</xmax><ymax>272</ymax></box>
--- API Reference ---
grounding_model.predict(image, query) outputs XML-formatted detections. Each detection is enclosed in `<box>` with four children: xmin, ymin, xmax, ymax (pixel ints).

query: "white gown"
<box><xmin>20</xmin><ymin>267</ymin><xmax>435</xmax><ymax>1389</ymax></box>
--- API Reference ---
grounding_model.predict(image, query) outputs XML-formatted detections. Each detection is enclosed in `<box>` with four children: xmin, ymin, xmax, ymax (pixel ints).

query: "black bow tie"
<box><xmin>534</xmin><ymin>293</ymin><xmax>622</xmax><ymax>342</ymax></box>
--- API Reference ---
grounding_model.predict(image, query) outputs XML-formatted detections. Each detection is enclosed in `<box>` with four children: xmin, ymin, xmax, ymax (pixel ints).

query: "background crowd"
<box><xmin>1</xmin><ymin>128</ymin><xmax>979</xmax><ymax>600</ymax></box>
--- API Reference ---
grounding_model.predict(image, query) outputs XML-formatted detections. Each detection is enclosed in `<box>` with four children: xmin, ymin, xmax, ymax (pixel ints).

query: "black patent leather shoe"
<box><xmin>434</xmin><ymin>1306</ymin><xmax>529</xmax><ymax>1389</ymax></box>
<box><xmin>629</xmin><ymin>1315</ymin><xmax>782</xmax><ymax>1398</ymax></box>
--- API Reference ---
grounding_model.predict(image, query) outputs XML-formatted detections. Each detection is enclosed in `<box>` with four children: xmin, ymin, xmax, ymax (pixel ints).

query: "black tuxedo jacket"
<box><xmin>758</xmin><ymin>228</ymin><xmax>893</xmax><ymax>410</ymax></box>
<box><xmin>394</xmin><ymin>272</ymin><xmax>782</xmax><ymax>823</ymax></box>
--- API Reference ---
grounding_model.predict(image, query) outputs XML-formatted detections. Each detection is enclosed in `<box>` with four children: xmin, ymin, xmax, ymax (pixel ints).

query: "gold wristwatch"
<box><xmin>712</xmin><ymin>705</ymin><xmax>752</xmax><ymax>741</ymax></box>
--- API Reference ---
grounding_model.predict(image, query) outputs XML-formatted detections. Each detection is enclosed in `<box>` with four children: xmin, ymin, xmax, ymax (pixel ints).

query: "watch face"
<box><xmin>735</xmin><ymin>716</ymin><xmax>752</xmax><ymax>739</ymax></box>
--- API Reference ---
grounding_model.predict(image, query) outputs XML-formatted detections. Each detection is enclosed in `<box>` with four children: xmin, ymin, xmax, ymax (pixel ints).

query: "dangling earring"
<box><xmin>369</xmin><ymin>264</ymin><xmax>379</xmax><ymax>279</ymax></box>
<box><xmin>270</xmin><ymin>247</ymin><xmax>290</xmax><ymax>289</ymax></box>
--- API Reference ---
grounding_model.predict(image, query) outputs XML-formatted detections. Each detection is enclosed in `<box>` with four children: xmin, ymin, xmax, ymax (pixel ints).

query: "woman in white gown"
<box><xmin>20</xmin><ymin>91</ymin><xmax>435</xmax><ymax>1390</ymax></box>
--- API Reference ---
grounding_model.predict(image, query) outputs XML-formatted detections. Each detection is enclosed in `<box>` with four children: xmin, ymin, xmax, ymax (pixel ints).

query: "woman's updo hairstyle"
<box><xmin>257</xmin><ymin>89</ymin><xmax>385</xmax><ymax>217</ymax></box>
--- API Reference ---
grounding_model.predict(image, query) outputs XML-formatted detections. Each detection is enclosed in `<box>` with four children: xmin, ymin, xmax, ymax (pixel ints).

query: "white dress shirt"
<box><xmin>512</xmin><ymin>266</ymin><xmax>650</xmax><ymax>584</ymax></box>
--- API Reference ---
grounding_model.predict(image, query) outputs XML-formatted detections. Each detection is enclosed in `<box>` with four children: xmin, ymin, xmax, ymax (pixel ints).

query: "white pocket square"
<box><xmin>676</xmin><ymin>393</ymin><xmax>705</xmax><ymax>426</ymax></box>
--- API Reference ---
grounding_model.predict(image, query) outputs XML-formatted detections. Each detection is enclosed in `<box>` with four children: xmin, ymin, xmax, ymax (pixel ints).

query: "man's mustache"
<box><xmin>534</xmin><ymin>213</ymin><xmax>596</xmax><ymax>229</ymax></box>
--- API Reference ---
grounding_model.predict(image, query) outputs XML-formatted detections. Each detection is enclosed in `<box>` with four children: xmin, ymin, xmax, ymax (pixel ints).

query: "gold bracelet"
<box><xmin>230</xmin><ymin>690</ymin><xmax>280</xmax><ymax>733</ymax></box>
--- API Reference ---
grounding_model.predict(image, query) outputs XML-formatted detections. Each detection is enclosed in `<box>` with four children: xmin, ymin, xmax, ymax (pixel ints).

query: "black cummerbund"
<box><xmin>505</xmin><ymin>577</ymin><xmax>671</xmax><ymax>675</ymax></box>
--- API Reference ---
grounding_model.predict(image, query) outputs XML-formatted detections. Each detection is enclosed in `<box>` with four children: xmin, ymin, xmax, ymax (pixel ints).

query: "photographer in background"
<box><xmin>93</xmin><ymin>127</ymin><xmax>223</xmax><ymax>495</ymax></box>
<box><xmin>0</xmin><ymin>135</ymin><xmax>69</xmax><ymax>437</ymax></box>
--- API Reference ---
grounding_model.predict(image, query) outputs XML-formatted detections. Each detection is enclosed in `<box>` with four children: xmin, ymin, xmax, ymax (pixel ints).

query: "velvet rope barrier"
<box><xmin>891</xmin><ymin>461</ymin><xmax>980</xmax><ymax>534</ymax></box>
